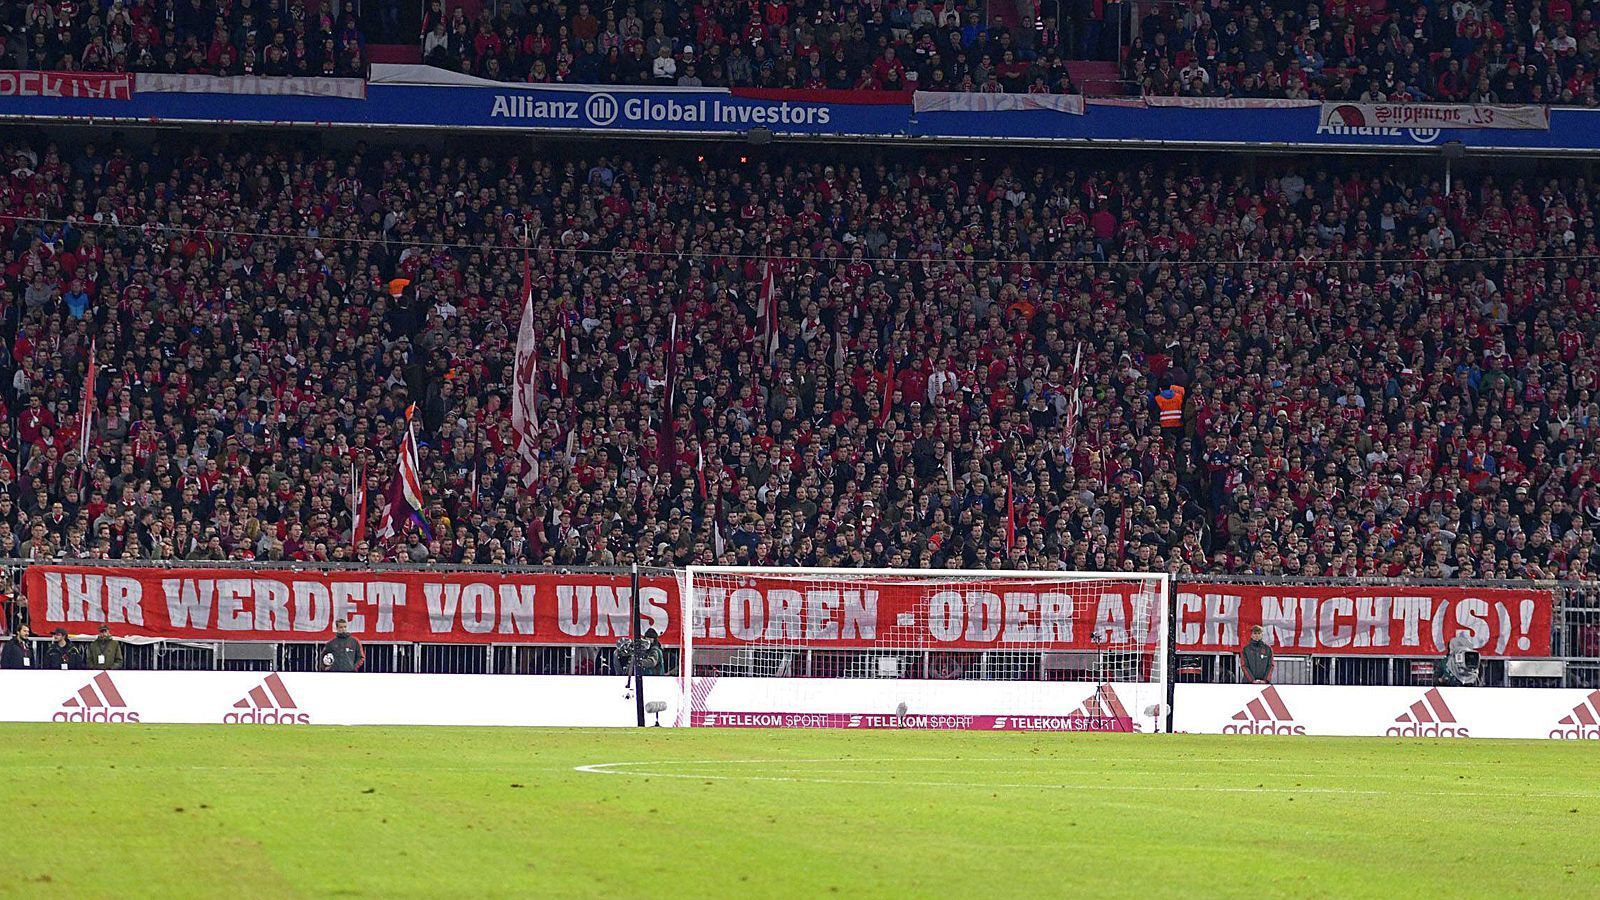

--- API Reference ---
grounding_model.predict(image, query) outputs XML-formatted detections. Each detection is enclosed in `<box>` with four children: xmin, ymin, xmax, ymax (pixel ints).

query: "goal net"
<box><xmin>677</xmin><ymin>567</ymin><xmax>1171</xmax><ymax>732</ymax></box>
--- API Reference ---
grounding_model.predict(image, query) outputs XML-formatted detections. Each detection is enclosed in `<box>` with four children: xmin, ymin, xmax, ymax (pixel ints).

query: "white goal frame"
<box><xmin>678</xmin><ymin>566</ymin><xmax>1173</xmax><ymax>732</ymax></box>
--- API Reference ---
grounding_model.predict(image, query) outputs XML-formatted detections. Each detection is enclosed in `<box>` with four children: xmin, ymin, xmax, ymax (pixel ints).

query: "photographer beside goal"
<box><xmin>611</xmin><ymin>629</ymin><xmax>664</xmax><ymax>678</ymax></box>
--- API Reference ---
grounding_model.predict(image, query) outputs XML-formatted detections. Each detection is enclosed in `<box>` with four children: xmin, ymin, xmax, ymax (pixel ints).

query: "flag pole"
<box><xmin>631</xmin><ymin>561</ymin><xmax>645</xmax><ymax>728</ymax></box>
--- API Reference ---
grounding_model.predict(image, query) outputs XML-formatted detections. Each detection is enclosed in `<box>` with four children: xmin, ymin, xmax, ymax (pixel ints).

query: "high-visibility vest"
<box><xmin>1156</xmin><ymin>387</ymin><xmax>1185</xmax><ymax>427</ymax></box>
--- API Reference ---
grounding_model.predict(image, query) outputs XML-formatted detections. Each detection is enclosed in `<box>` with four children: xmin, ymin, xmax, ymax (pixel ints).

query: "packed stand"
<box><xmin>0</xmin><ymin>0</ymin><xmax>367</xmax><ymax>78</ymax></box>
<box><xmin>0</xmin><ymin>135</ymin><xmax>1596</xmax><ymax>601</ymax></box>
<box><xmin>418</xmin><ymin>0</ymin><xmax>1079</xmax><ymax>93</ymax></box>
<box><xmin>1129</xmin><ymin>0</ymin><xmax>1600</xmax><ymax>105</ymax></box>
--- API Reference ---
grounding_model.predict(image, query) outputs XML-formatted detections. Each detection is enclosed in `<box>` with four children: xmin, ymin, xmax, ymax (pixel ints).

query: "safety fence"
<box><xmin>1</xmin><ymin>560</ymin><xmax>1594</xmax><ymax>688</ymax></box>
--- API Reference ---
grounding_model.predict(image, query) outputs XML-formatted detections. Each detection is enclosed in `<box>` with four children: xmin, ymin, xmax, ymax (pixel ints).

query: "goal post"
<box><xmin>677</xmin><ymin>567</ymin><xmax>1172</xmax><ymax>732</ymax></box>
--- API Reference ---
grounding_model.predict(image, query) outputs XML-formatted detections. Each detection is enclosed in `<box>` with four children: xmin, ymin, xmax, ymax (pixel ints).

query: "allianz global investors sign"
<box><xmin>489</xmin><ymin>92</ymin><xmax>832</xmax><ymax>128</ymax></box>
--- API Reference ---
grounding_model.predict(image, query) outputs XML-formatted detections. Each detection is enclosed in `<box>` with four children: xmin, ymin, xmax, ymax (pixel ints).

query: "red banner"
<box><xmin>25</xmin><ymin>567</ymin><xmax>1157</xmax><ymax>650</ymax></box>
<box><xmin>1175</xmin><ymin>584</ymin><xmax>1553</xmax><ymax>657</ymax></box>
<box><xmin>685</xmin><ymin>574</ymin><xmax>1157</xmax><ymax>650</ymax></box>
<box><xmin>730</xmin><ymin>87</ymin><xmax>912</xmax><ymax>105</ymax></box>
<box><xmin>0</xmin><ymin>71</ymin><xmax>132</xmax><ymax>100</ymax></box>
<box><xmin>23</xmin><ymin>567</ymin><xmax>1556</xmax><ymax>657</ymax></box>
<box><xmin>25</xmin><ymin>568</ymin><xmax>678</xmax><ymax>645</ymax></box>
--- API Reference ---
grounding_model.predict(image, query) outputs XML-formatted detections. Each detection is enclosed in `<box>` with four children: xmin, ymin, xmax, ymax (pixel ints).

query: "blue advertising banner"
<box><xmin>1</xmin><ymin>80</ymin><xmax>1596</xmax><ymax>155</ymax></box>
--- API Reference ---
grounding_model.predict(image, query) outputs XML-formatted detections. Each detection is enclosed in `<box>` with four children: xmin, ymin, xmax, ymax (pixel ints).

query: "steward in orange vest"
<box><xmin>1154</xmin><ymin>384</ymin><xmax>1185</xmax><ymax>429</ymax></box>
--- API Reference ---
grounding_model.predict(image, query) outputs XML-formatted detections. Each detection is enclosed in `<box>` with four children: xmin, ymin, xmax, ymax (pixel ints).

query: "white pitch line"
<box><xmin>573</xmin><ymin>760</ymin><xmax>1600</xmax><ymax>799</ymax></box>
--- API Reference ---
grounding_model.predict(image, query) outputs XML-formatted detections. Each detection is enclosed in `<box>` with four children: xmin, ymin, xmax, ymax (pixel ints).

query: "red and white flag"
<box><xmin>1063</xmin><ymin>341</ymin><xmax>1084</xmax><ymax>453</ymax></box>
<box><xmin>876</xmin><ymin>348</ymin><xmax>895</xmax><ymax>428</ymax></box>
<box><xmin>556</xmin><ymin>322</ymin><xmax>571</xmax><ymax>398</ymax></box>
<box><xmin>755</xmin><ymin>260</ymin><xmax>779</xmax><ymax>360</ymax></box>
<box><xmin>510</xmin><ymin>248</ymin><xmax>541</xmax><ymax>490</ymax></box>
<box><xmin>398</xmin><ymin>405</ymin><xmax>424</xmax><ymax>513</ymax></box>
<box><xmin>348</xmin><ymin>459</ymin><xmax>367</xmax><ymax>551</ymax></box>
<box><xmin>1005</xmin><ymin>473</ymin><xmax>1016</xmax><ymax>551</ymax></box>
<box><xmin>378</xmin><ymin>404</ymin><xmax>428</xmax><ymax>540</ymax></box>
<box><xmin>77</xmin><ymin>337</ymin><xmax>96</xmax><ymax>486</ymax></box>
<box><xmin>376</xmin><ymin>475</ymin><xmax>399</xmax><ymax>541</ymax></box>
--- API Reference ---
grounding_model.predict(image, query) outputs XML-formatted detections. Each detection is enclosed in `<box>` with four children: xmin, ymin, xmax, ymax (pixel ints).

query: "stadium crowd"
<box><xmin>1130</xmin><ymin>0</ymin><xmax>1600</xmax><ymax>105</ymax></box>
<box><xmin>419</xmin><ymin>0</ymin><xmax>1081</xmax><ymax>92</ymax></box>
<box><xmin>1</xmin><ymin>0</ymin><xmax>1593</xmax><ymax>106</ymax></box>
<box><xmin>0</xmin><ymin>0</ymin><xmax>368</xmax><ymax>77</ymax></box>
<box><xmin>410</xmin><ymin>0</ymin><xmax>1600</xmax><ymax>105</ymax></box>
<box><xmin>0</xmin><ymin>134</ymin><xmax>1597</xmax><ymax>592</ymax></box>
<box><xmin>409</xmin><ymin>0</ymin><xmax>1600</xmax><ymax>104</ymax></box>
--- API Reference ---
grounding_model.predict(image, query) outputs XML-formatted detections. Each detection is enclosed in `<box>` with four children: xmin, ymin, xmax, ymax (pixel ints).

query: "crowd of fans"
<box><xmin>0</xmin><ymin>133</ymin><xmax>1598</xmax><ymax>592</ymax></box>
<box><xmin>4</xmin><ymin>0</ymin><xmax>1593</xmax><ymax>106</ymax></box>
<box><xmin>421</xmin><ymin>0</ymin><xmax>1081</xmax><ymax>93</ymax></box>
<box><xmin>0</xmin><ymin>0</ymin><xmax>367</xmax><ymax>78</ymax></box>
<box><xmin>3</xmin><ymin>0</ymin><xmax>1597</xmax><ymax>107</ymax></box>
<box><xmin>1131</xmin><ymin>0</ymin><xmax>1600</xmax><ymax>105</ymax></box>
<box><xmin>412</xmin><ymin>0</ymin><xmax>1600</xmax><ymax>106</ymax></box>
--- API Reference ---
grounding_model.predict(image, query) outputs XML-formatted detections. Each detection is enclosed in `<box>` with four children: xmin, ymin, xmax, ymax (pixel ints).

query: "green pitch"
<box><xmin>2</xmin><ymin>725</ymin><xmax>1596</xmax><ymax>897</ymax></box>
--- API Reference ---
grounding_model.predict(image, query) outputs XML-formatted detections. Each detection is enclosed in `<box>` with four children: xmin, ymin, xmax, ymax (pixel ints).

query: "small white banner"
<box><xmin>136</xmin><ymin>74</ymin><xmax>365</xmax><ymax>99</ymax></box>
<box><xmin>914</xmin><ymin>91</ymin><xmax>1085</xmax><ymax>116</ymax></box>
<box><xmin>1319</xmin><ymin>102</ymin><xmax>1548</xmax><ymax>131</ymax></box>
<box><xmin>1143</xmin><ymin>96</ymin><xmax>1317</xmax><ymax>109</ymax></box>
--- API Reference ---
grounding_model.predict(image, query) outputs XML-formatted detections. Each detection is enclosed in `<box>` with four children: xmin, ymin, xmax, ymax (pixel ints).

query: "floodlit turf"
<box><xmin>2</xmin><ymin>726</ymin><xmax>1596</xmax><ymax>897</ymax></box>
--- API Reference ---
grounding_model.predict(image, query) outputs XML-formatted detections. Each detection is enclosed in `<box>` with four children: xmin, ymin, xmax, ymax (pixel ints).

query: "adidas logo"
<box><xmin>1065</xmin><ymin>683</ymin><xmax>1138</xmax><ymax>732</ymax></box>
<box><xmin>54</xmin><ymin>672</ymin><xmax>141</xmax><ymax>723</ymax></box>
<box><xmin>1550</xmin><ymin>690</ymin><xmax>1600</xmax><ymax>740</ymax></box>
<box><xmin>223</xmin><ymin>674</ymin><xmax>310</xmax><ymax>725</ymax></box>
<box><xmin>1387</xmin><ymin>688</ymin><xmax>1470</xmax><ymax>737</ymax></box>
<box><xmin>1222</xmin><ymin>686</ymin><xmax>1306</xmax><ymax>735</ymax></box>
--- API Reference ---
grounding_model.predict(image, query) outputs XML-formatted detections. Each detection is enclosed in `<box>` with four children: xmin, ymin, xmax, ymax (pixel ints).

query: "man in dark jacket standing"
<box><xmin>44</xmin><ymin>628</ymin><xmax>81</xmax><ymax>670</ymax></box>
<box><xmin>0</xmin><ymin>625</ymin><xmax>33</xmax><ymax>669</ymax></box>
<box><xmin>1240</xmin><ymin>625</ymin><xmax>1274</xmax><ymax>683</ymax></box>
<box><xmin>319</xmin><ymin>619</ymin><xmax>365</xmax><ymax>672</ymax></box>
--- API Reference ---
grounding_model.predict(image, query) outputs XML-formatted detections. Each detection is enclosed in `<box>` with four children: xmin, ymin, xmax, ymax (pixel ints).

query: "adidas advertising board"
<box><xmin>53</xmin><ymin>671</ymin><xmax>141</xmax><ymax>722</ymax></box>
<box><xmin>0</xmin><ymin>673</ymin><xmax>1596</xmax><ymax>737</ymax></box>
<box><xmin>223</xmin><ymin>673</ymin><xmax>310</xmax><ymax>724</ymax></box>
<box><xmin>1176</xmin><ymin>684</ymin><xmax>1600</xmax><ymax>739</ymax></box>
<box><xmin>685</xmin><ymin>678</ymin><xmax>1163</xmax><ymax>732</ymax></box>
<box><xmin>1385</xmin><ymin>688</ymin><xmax>1469</xmax><ymax>737</ymax></box>
<box><xmin>688</xmin><ymin>684</ymin><xmax>1140</xmax><ymax>731</ymax></box>
<box><xmin>1549</xmin><ymin>690</ymin><xmax>1600</xmax><ymax>740</ymax></box>
<box><xmin>0</xmin><ymin>672</ymin><xmax>679</xmax><ymax>727</ymax></box>
<box><xmin>1219</xmin><ymin>686</ymin><xmax>1306</xmax><ymax>735</ymax></box>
